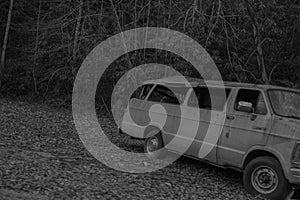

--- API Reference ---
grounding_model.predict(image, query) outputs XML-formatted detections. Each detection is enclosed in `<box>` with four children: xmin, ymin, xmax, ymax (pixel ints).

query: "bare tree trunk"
<box><xmin>72</xmin><ymin>0</ymin><xmax>83</xmax><ymax>75</ymax></box>
<box><xmin>33</xmin><ymin>0</ymin><xmax>42</xmax><ymax>93</ymax></box>
<box><xmin>0</xmin><ymin>0</ymin><xmax>14</xmax><ymax>87</ymax></box>
<box><xmin>245</xmin><ymin>0</ymin><xmax>269</xmax><ymax>84</ymax></box>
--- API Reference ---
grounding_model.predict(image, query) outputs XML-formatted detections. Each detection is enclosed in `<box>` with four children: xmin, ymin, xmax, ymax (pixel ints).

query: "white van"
<box><xmin>119</xmin><ymin>76</ymin><xmax>300</xmax><ymax>200</ymax></box>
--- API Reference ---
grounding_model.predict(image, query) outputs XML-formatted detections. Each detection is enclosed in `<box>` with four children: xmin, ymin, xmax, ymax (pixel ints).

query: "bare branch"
<box><xmin>0</xmin><ymin>0</ymin><xmax>14</xmax><ymax>86</ymax></box>
<box><xmin>205</xmin><ymin>0</ymin><xmax>221</xmax><ymax>48</ymax></box>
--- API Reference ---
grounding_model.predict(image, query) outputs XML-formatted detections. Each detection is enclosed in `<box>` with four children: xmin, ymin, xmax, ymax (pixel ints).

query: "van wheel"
<box><xmin>243</xmin><ymin>156</ymin><xmax>292</xmax><ymax>200</ymax></box>
<box><xmin>144</xmin><ymin>130</ymin><xmax>164</xmax><ymax>159</ymax></box>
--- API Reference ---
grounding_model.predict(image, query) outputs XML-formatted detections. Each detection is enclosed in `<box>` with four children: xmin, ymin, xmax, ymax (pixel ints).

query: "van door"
<box><xmin>217</xmin><ymin>88</ymin><xmax>271</xmax><ymax>168</ymax></box>
<box><xmin>185</xmin><ymin>87</ymin><xmax>231</xmax><ymax>163</ymax></box>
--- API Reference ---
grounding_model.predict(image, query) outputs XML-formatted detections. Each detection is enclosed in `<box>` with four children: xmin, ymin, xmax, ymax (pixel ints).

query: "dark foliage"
<box><xmin>0</xmin><ymin>0</ymin><xmax>299</xmax><ymax>102</ymax></box>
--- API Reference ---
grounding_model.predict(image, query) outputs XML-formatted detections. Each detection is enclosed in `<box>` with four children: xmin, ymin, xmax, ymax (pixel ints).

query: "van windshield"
<box><xmin>268</xmin><ymin>90</ymin><xmax>300</xmax><ymax>119</ymax></box>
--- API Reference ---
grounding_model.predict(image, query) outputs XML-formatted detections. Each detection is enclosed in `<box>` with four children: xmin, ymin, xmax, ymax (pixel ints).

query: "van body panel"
<box><xmin>217</xmin><ymin>106</ymin><xmax>271</xmax><ymax>167</ymax></box>
<box><xmin>267</xmin><ymin>115</ymin><xmax>300</xmax><ymax>183</ymax></box>
<box><xmin>161</xmin><ymin>105</ymin><xmax>196</xmax><ymax>152</ymax></box>
<box><xmin>121</xmin><ymin>99</ymin><xmax>147</xmax><ymax>138</ymax></box>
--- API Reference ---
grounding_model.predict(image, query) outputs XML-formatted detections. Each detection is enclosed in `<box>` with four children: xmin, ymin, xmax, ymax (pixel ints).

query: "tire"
<box><xmin>144</xmin><ymin>130</ymin><xmax>165</xmax><ymax>159</ymax></box>
<box><xmin>243</xmin><ymin>156</ymin><xmax>292</xmax><ymax>200</ymax></box>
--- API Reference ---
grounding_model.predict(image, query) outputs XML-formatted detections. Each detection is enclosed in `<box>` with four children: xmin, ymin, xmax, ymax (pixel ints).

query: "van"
<box><xmin>119</xmin><ymin>76</ymin><xmax>300</xmax><ymax>200</ymax></box>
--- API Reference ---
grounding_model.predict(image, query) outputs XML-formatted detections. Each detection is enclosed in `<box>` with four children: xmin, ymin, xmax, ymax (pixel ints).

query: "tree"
<box><xmin>244</xmin><ymin>0</ymin><xmax>269</xmax><ymax>84</ymax></box>
<box><xmin>0</xmin><ymin>0</ymin><xmax>14</xmax><ymax>88</ymax></box>
<box><xmin>72</xmin><ymin>0</ymin><xmax>83</xmax><ymax>75</ymax></box>
<box><xmin>0</xmin><ymin>0</ymin><xmax>299</xmax><ymax>97</ymax></box>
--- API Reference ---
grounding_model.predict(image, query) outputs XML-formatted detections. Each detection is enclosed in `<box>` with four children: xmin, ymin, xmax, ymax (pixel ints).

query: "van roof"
<box><xmin>143</xmin><ymin>76</ymin><xmax>300</xmax><ymax>92</ymax></box>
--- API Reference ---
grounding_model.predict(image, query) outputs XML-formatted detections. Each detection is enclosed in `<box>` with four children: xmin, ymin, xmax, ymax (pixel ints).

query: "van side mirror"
<box><xmin>237</xmin><ymin>101</ymin><xmax>254</xmax><ymax>113</ymax></box>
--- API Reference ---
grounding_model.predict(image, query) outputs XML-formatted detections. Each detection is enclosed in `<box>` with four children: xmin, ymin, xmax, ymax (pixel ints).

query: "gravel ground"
<box><xmin>0</xmin><ymin>98</ymin><xmax>267</xmax><ymax>200</ymax></box>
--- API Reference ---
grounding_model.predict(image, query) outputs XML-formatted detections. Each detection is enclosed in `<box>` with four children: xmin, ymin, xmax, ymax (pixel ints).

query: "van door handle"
<box><xmin>250</xmin><ymin>114</ymin><xmax>258</xmax><ymax>121</ymax></box>
<box><xmin>226</xmin><ymin>115</ymin><xmax>235</xmax><ymax>120</ymax></box>
<box><xmin>225</xmin><ymin>132</ymin><xmax>230</xmax><ymax>138</ymax></box>
<box><xmin>252</xmin><ymin>126</ymin><xmax>266</xmax><ymax>131</ymax></box>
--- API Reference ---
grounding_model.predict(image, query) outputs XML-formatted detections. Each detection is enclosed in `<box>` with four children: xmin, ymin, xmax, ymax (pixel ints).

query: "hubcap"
<box><xmin>251</xmin><ymin>166</ymin><xmax>278</xmax><ymax>194</ymax></box>
<box><xmin>146</xmin><ymin>136</ymin><xmax>159</xmax><ymax>154</ymax></box>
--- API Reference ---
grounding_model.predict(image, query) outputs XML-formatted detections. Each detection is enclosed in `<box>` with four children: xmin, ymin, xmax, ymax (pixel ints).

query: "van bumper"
<box><xmin>289</xmin><ymin>168</ymin><xmax>300</xmax><ymax>187</ymax></box>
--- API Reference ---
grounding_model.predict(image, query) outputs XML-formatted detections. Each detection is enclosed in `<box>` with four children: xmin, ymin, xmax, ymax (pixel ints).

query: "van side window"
<box><xmin>130</xmin><ymin>86</ymin><xmax>143</xmax><ymax>99</ymax></box>
<box><xmin>130</xmin><ymin>84</ymin><xmax>153</xmax><ymax>100</ymax></box>
<box><xmin>188</xmin><ymin>87</ymin><xmax>231</xmax><ymax>111</ymax></box>
<box><xmin>147</xmin><ymin>85</ymin><xmax>187</xmax><ymax>105</ymax></box>
<box><xmin>140</xmin><ymin>84</ymin><xmax>153</xmax><ymax>100</ymax></box>
<box><xmin>235</xmin><ymin>89</ymin><xmax>267</xmax><ymax>115</ymax></box>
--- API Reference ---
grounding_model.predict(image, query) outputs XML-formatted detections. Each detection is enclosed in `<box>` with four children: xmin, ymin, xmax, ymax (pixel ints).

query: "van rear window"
<box><xmin>147</xmin><ymin>85</ymin><xmax>188</xmax><ymax>105</ymax></box>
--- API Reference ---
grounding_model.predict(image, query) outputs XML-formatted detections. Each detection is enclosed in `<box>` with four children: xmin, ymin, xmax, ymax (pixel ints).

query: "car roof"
<box><xmin>143</xmin><ymin>76</ymin><xmax>300</xmax><ymax>92</ymax></box>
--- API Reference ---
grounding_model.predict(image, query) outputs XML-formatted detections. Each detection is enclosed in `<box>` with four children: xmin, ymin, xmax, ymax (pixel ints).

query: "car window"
<box><xmin>147</xmin><ymin>85</ymin><xmax>188</xmax><ymax>105</ymax></box>
<box><xmin>130</xmin><ymin>84</ymin><xmax>153</xmax><ymax>100</ymax></box>
<box><xmin>130</xmin><ymin>86</ymin><xmax>143</xmax><ymax>99</ymax></box>
<box><xmin>188</xmin><ymin>87</ymin><xmax>231</xmax><ymax>111</ymax></box>
<box><xmin>140</xmin><ymin>84</ymin><xmax>153</xmax><ymax>100</ymax></box>
<box><xmin>268</xmin><ymin>89</ymin><xmax>300</xmax><ymax>119</ymax></box>
<box><xmin>235</xmin><ymin>89</ymin><xmax>267</xmax><ymax>115</ymax></box>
